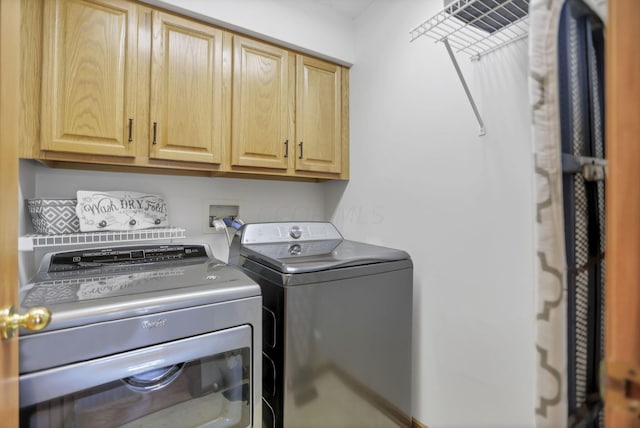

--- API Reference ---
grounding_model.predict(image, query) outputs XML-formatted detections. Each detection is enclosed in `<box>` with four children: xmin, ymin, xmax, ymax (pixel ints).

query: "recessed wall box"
<box><xmin>202</xmin><ymin>201</ymin><xmax>240</xmax><ymax>233</ymax></box>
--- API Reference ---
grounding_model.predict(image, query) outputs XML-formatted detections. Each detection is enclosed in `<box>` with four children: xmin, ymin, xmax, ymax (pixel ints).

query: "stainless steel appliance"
<box><xmin>230</xmin><ymin>222</ymin><xmax>413</xmax><ymax>428</ymax></box>
<box><xmin>19</xmin><ymin>244</ymin><xmax>261</xmax><ymax>428</ymax></box>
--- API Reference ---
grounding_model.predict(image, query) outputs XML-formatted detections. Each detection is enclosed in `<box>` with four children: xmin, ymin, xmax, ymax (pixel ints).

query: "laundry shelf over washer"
<box><xmin>19</xmin><ymin>227</ymin><xmax>187</xmax><ymax>251</ymax></box>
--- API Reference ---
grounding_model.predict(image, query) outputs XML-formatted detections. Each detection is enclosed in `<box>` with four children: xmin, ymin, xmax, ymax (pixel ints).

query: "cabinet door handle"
<box><xmin>128</xmin><ymin>118</ymin><xmax>133</xmax><ymax>142</ymax></box>
<box><xmin>298</xmin><ymin>141</ymin><xmax>303</xmax><ymax>159</ymax></box>
<box><xmin>284</xmin><ymin>140</ymin><xmax>289</xmax><ymax>158</ymax></box>
<box><xmin>152</xmin><ymin>122</ymin><xmax>157</xmax><ymax>145</ymax></box>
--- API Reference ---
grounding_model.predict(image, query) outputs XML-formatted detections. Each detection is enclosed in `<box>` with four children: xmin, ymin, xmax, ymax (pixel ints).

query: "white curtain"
<box><xmin>529</xmin><ymin>0</ymin><xmax>568</xmax><ymax>426</ymax></box>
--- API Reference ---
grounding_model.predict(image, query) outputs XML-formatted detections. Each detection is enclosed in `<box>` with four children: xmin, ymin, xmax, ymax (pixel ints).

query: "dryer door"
<box><xmin>20</xmin><ymin>325</ymin><xmax>254</xmax><ymax>428</ymax></box>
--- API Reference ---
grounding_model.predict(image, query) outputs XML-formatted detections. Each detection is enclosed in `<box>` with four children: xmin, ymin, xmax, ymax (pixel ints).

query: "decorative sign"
<box><xmin>76</xmin><ymin>190</ymin><xmax>169</xmax><ymax>232</ymax></box>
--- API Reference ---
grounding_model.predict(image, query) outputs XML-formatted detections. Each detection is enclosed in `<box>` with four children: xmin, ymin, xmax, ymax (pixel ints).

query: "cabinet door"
<box><xmin>231</xmin><ymin>37</ymin><xmax>291</xmax><ymax>170</ymax></box>
<box><xmin>41</xmin><ymin>0</ymin><xmax>137</xmax><ymax>157</ymax></box>
<box><xmin>295</xmin><ymin>55</ymin><xmax>342</xmax><ymax>174</ymax></box>
<box><xmin>149</xmin><ymin>11</ymin><xmax>224</xmax><ymax>164</ymax></box>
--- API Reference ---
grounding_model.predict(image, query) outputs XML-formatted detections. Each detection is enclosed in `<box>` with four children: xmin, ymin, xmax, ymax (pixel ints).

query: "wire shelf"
<box><xmin>19</xmin><ymin>227</ymin><xmax>187</xmax><ymax>251</ymax></box>
<box><xmin>410</xmin><ymin>0</ymin><xmax>530</xmax><ymax>60</ymax></box>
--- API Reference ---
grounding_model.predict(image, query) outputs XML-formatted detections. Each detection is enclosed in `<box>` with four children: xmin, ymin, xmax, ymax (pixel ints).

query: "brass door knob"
<box><xmin>0</xmin><ymin>306</ymin><xmax>51</xmax><ymax>340</ymax></box>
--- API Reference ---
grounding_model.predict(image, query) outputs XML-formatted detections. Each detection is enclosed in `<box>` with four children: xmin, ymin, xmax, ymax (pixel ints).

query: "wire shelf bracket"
<box><xmin>19</xmin><ymin>227</ymin><xmax>187</xmax><ymax>252</ymax></box>
<box><xmin>410</xmin><ymin>0</ymin><xmax>530</xmax><ymax>136</ymax></box>
<box><xmin>444</xmin><ymin>38</ymin><xmax>486</xmax><ymax>136</ymax></box>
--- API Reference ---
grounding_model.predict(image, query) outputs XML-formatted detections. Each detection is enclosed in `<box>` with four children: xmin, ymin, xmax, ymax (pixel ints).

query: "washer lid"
<box><xmin>238</xmin><ymin>222</ymin><xmax>410</xmax><ymax>274</ymax></box>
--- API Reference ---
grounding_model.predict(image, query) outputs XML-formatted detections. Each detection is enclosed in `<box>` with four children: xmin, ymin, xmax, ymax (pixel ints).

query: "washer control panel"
<box><xmin>241</xmin><ymin>222</ymin><xmax>342</xmax><ymax>244</ymax></box>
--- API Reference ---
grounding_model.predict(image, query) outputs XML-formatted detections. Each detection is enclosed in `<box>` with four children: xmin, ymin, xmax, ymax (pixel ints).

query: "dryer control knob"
<box><xmin>289</xmin><ymin>225</ymin><xmax>302</xmax><ymax>239</ymax></box>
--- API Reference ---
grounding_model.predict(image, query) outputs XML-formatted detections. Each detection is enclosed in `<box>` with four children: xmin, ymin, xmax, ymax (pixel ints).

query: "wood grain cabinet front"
<box><xmin>149</xmin><ymin>11</ymin><xmax>224</xmax><ymax>164</ymax></box>
<box><xmin>229</xmin><ymin>41</ymin><xmax>347</xmax><ymax>178</ymax></box>
<box><xmin>295</xmin><ymin>55</ymin><xmax>342</xmax><ymax>175</ymax></box>
<box><xmin>231</xmin><ymin>36</ymin><xmax>291</xmax><ymax>170</ymax></box>
<box><xmin>41</xmin><ymin>0</ymin><xmax>138</xmax><ymax>158</ymax></box>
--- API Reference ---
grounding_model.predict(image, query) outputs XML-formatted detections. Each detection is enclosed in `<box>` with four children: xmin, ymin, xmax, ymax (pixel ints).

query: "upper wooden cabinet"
<box><xmin>231</xmin><ymin>47</ymin><xmax>345</xmax><ymax>176</ymax></box>
<box><xmin>149</xmin><ymin>11</ymin><xmax>224</xmax><ymax>164</ymax></box>
<box><xmin>295</xmin><ymin>55</ymin><xmax>342</xmax><ymax>174</ymax></box>
<box><xmin>30</xmin><ymin>0</ymin><xmax>349</xmax><ymax>180</ymax></box>
<box><xmin>41</xmin><ymin>0</ymin><xmax>138</xmax><ymax>157</ymax></box>
<box><xmin>231</xmin><ymin>37</ymin><xmax>291</xmax><ymax>170</ymax></box>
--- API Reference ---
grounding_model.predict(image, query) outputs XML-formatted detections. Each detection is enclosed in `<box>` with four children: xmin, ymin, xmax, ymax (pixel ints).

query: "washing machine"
<box><xmin>229</xmin><ymin>222</ymin><xmax>413</xmax><ymax>428</ymax></box>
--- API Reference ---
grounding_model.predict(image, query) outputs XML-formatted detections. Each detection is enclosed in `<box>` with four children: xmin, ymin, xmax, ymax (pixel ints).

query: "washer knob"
<box><xmin>289</xmin><ymin>225</ymin><xmax>302</xmax><ymax>239</ymax></box>
<box><xmin>289</xmin><ymin>244</ymin><xmax>302</xmax><ymax>256</ymax></box>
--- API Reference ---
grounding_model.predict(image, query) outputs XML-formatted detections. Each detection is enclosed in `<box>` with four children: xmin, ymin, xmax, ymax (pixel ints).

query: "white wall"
<box><xmin>325</xmin><ymin>1</ymin><xmax>535</xmax><ymax>427</ymax></box>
